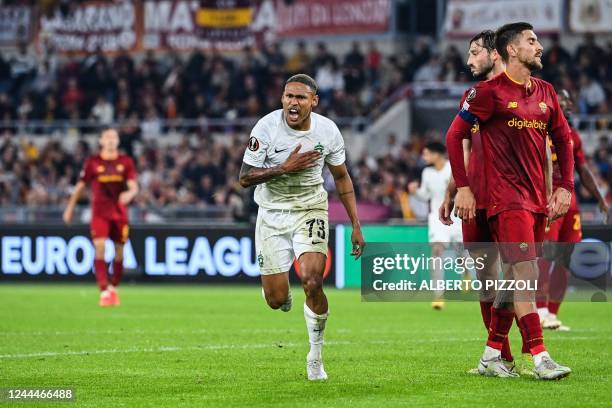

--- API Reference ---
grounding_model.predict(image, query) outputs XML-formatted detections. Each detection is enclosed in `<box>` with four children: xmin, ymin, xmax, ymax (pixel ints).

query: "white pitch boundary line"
<box><xmin>1</xmin><ymin>336</ymin><xmax>609</xmax><ymax>360</ymax></box>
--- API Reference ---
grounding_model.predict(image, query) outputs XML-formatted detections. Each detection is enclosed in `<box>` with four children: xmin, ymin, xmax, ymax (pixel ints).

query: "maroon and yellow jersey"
<box><xmin>457</xmin><ymin>72</ymin><xmax>574</xmax><ymax>218</ymax></box>
<box><xmin>79</xmin><ymin>154</ymin><xmax>137</xmax><ymax>221</ymax></box>
<box><xmin>459</xmin><ymin>89</ymin><xmax>487</xmax><ymax>210</ymax></box>
<box><xmin>550</xmin><ymin>127</ymin><xmax>586</xmax><ymax>210</ymax></box>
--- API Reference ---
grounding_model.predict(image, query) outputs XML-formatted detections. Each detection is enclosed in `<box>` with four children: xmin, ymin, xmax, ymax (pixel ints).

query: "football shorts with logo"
<box><xmin>489</xmin><ymin>209</ymin><xmax>546</xmax><ymax>263</ymax></box>
<box><xmin>255</xmin><ymin>207</ymin><xmax>329</xmax><ymax>275</ymax></box>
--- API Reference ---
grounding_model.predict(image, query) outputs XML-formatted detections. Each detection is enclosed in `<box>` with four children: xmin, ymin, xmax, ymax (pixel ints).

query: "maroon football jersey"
<box><xmin>457</xmin><ymin>72</ymin><xmax>574</xmax><ymax>218</ymax></box>
<box><xmin>80</xmin><ymin>154</ymin><xmax>137</xmax><ymax>221</ymax></box>
<box><xmin>459</xmin><ymin>90</ymin><xmax>487</xmax><ymax>210</ymax></box>
<box><xmin>551</xmin><ymin>127</ymin><xmax>585</xmax><ymax>188</ymax></box>
<box><xmin>551</xmin><ymin>127</ymin><xmax>586</xmax><ymax>210</ymax></box>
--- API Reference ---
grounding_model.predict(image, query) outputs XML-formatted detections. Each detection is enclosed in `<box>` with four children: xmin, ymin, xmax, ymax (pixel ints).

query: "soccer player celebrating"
<box><xmin>63</xmin><ymin>128</ymin><xmax>138</xmax><ymax>307</ymax></box>
<box><xmin>447</xmin><ymin>22</ymin><xmax>574</xmax><ymax>379</ymax></box>
<box><xmin>409</xmin><ymin>141</ymin><xmax>462</xmax><ymax>309</ymax></box>
<box><xmin>239</xmin><ymin>74</ymin><xmax>365</xmax><ymax>381</ymax></box>
<box><xmin>536</xmin><ymin>89</ymin><xmax>609</xmax><ymax>330</ymax></box>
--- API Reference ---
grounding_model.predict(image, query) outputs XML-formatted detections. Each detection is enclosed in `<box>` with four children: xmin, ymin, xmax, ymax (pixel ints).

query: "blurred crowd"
<box><xmin>0</xmin><ymin>34</ymin><xmax>611</xmax><ymax>219</ymax></box>
<box><xmin>1</xmin><ymin>129</ymin><xmax>610</xmax><ymax>221</ymax></box>
<box><xmin>1</xmin><ymin>33</ymin><xmax>609</xmax><ymax>131</ymax></box>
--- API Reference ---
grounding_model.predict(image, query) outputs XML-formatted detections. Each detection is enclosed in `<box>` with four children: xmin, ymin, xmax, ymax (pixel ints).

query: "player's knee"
<box><xmin>265</xmin><ymin>293</ymin><xmax>287</xmax><ymax>309</ymax></box>
<box><xmin>301</xmin><ymin>274</ymin><xmax>323</xmax><ymax>297</ymax></box>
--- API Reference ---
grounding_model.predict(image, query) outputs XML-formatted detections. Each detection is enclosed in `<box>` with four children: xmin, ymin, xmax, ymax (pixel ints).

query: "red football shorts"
<box><xmin>489</xmin><ymin>209</ymin><xmax>546</xmax><ymax>263</ymax></box>
<box><xmin>462</xmin><ymin>209</ymin><xmax>494</xmax><ymax>243</ymax></box>
<box><xmin>545</xmin><ymin>210</ymin><xmax>582</xmax><ymax>243</ymax></box>
<box><xmin>91</xmin><ymin>216</ymin><xmax>130</xmax><ymax>244</ymax></box>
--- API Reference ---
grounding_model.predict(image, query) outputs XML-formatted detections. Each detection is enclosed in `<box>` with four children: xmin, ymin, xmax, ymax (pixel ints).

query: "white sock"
<box><xmin>533</xmin><ymin>351</ymin><xmax>550</xmax><ymax>367</ymax></box>
<box><xmin>431</xmin><ymin>263</ymin><xmax>444</xmax><ymax>300</ymax></box>
<box><xmin>483</xmin><ymin>345</ymin><xmax>501</xmax><ymax>360</ymax></box>
<box><xmin>304</xmin><ymin>303</ymin><xmax>328</xmax><ymax>361</ymax></box>
<box><xmin>537</xmin><ymin>307</ymin><xmax>549</xmax><ymax>319</ymax></box>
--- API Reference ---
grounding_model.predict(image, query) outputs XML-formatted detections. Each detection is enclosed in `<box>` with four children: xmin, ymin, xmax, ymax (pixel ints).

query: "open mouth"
<box><xmin>288</xmin><ymin>107</ymin><xmax>299</xmax><ymax>121</ymax></box>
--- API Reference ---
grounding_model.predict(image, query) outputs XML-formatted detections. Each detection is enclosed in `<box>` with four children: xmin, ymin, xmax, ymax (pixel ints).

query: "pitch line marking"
<box><xmin>1</xmin><ymin>336</ymin><xmax>608</xmax><ymax>360</ymax></box>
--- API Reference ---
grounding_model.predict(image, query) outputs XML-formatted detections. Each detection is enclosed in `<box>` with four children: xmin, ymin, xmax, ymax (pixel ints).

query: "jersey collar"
<box><xmin>503</xmin><ymin>71</ymin><xmax>532</xmax><ymax>89</ymax></box>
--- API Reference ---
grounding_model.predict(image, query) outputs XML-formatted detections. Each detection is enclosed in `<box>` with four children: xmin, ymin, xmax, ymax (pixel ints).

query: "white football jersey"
<box><xmin>242</xmin><ymin>110</ymin><xmax>345</xmax><ymax>210</ymax></box>
<box><xmin>414</xmin><ymin>161</ymin><xmax>462</xmax><ymax>227</ymax></box>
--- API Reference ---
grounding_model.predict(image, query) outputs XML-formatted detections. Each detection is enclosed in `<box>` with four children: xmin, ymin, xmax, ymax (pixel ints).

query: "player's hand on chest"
<box><xmin>268</xmin><ymin>139</ymin><xmax>325</xmax><ymax>166</ymax></box>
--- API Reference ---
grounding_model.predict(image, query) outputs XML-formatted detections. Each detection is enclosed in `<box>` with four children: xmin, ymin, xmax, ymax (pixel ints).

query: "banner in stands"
<box><xmin>274</xmin><ymin>0</ymin><xmax>391</xmax><ymax>37</ymax></box>
<box><xmin>0</xmin><ymin>225</ymin><xmax>336</xmax><ymax>285</ymax></box>
<box><xmin>443</xmin><ymin>0</ymin><xmax>562</xmax><ymax>37</ymax></box>
<box><xmin>142</xmin><ymin>0</ymin><xmax>273</xmax><ymax>51</ymax></box>
<box><xmin>0</xmin><ymin>6</ymin><xmax>32</xmax><ymax>45</ymax></box>
<box><xmin>569</xmin><ymin>0</ymin><xmax>612</xmax><ymax>33</ymax></box>
<box><xmin>38</xmin><ymin>1</ymin><xmax>139</xmax><ymax>54</ymax></box>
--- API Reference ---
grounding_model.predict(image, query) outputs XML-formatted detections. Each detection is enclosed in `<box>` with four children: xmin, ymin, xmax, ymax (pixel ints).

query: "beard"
<box><xmin>471</xmin><ymin>59</ymin><xmax>495</xmax><ymax>80</ymax></box>
<box><xmin>521</xmin><ymin>55</ymin><xmax>543</xmax><ymax>71</ymax></box>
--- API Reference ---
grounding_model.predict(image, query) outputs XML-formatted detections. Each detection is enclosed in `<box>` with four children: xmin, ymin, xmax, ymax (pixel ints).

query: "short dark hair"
<box><xmin>470</xmin><ymin>30</ymin><xmax>495</xmax><ymax>52</ymax></box>
<box><xmin>285</xmin><ymin>74</ymin><xmax>318</xmax><ymax>94</ymax></box>
<box><xmin>425</xmin><ymin>141</ymin><xmax>446</xmax><ymax>155</ymax></box>
<box><xmin>495</xmin><ymin>22</ymin><xmax>534</xmax><ymax>62</ymax></box>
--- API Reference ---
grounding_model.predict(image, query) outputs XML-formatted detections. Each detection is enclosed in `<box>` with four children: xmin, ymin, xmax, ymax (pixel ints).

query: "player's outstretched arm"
<box><xmin>239</xmin><ymin>145</ymin><xmax>320</xmax><ymax>188</ymax></box>
<box><xmin>328</xmin><ymin>163</ymin><xmax>365</xmax><ymax>259</ymax></box>
<box><xmin>63</xmin><ymin>181</ymin><xmax>86</xmax><ymax>225</ymax></box>
<box><xmin>577</xmin><ymin>163</ymin><xmax>609</xmax><ymax>223</ymax></box>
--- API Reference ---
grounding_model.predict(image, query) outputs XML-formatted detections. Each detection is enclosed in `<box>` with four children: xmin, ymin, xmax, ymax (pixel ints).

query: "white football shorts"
<box><xmin>255</xmin><ymin>207</ymin><xmax>329</xmax><ymax>275</ymax></box>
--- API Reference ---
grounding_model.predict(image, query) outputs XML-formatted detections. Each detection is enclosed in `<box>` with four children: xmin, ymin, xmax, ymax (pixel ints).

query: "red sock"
<box><xmin>94</xmin><ymin>259</ymin><xmax>108</xmax><ymax>291</ymax></box>
<box><xmin>536</xmin><ymin>258</ymin><xmax>552</xmax><ymax>307</ymax></box>
<box><xmin>481</xmin><ymin>302</ymin><xmax>513</xmax><ymax>361</ymax></box>
<box><xmin>549</xmin><ymin>263</ymin><xmax>569</xmax><ymax>314</ymax></box>
<box><xmin>548</xmin><ymin>301</ymin><xmax>561</xmax><ymax>315</ymax></box>
<box><xmin>519</xmin><ymin>313</ymin><xmax>546</xmax><ymax>356</ymax></box>
<box><xmin>111</xmin><ymin>260</ymin><xmax>123</xmax><ymax>287</ymax></box>
<box><xmin>516</xmin><ymin>316</ymin><xmax>529</xmax><ymax>354</ymax></box>
<box><xmin>501</xmin><ymin>337</ymin><xmax>513</xmax><ymax>362</ymax></box>
<box><xmin>486</xmin><ymin>308</ymin><xmax>514</xmax><ymax>352</ymax></box>
<box><xmin>479</xmin><ymin>301</ymin><xmax>493</xmax><ymax>330</ymax></box>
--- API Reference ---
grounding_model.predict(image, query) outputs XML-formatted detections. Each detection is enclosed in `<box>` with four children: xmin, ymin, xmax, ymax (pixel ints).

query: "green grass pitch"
<box><xmin>1</xmin><ymin>284</ymin><xmax>610</xmax><ymax>407</ymax></box>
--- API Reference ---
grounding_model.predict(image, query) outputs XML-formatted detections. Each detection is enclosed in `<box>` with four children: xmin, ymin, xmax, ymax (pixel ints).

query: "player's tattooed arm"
<box><xmin>239</xmin><ymin>145</ymin><xmax>320</xmax><ymax>188</ymax></box>
<box><xmin>239</xmin><ymin>162</ymin><xmax>286</xmax><ymax>187</ymax></box>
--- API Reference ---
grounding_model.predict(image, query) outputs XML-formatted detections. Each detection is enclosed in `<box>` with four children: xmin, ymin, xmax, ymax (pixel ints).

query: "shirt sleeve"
<box><xmin>242</xmin><ymin>118</ymin><xmax>270</xmax><ymax>167</ymax></box>
<box><xmin>572</xmin><ymin>129</ymin><xmax>587</xmax><ymax>167</ymax></box>
<box><xmin>458</xmin><ymin>82</ymin><xmax>495</xmax><ymax>125</ymax></box>
<box><xmin>125</xmin><ymin>157</ymin><xmax>137</xmax><ymax>181</ymax></box>
<box><xmin>445</xmin><ymin>115</ymin><xmax>473</xmax><ymax>188</ymax></box>
<box><xmin>413</xmin><ymin>170</ymin><xmax>431</xmax><ymax>201</ymax></box>
<box><xmin>79</xmin><ymin>158</ymin><xmax>93</xmax><ymax>184</ymax></box>
<box><xmin>548</xmin><ymin>85</ymin><xmax>575</xmax><ymax>192</ymax></box>
<box><xmin>325</xmin><ymin>124</ymin><xmax>346</xmax><ymax>166</ymax></box>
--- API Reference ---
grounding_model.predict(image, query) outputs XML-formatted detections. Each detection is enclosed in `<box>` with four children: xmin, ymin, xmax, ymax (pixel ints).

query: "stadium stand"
<box><xmin>0</xmin><ymin>36</ymin><xmax>610</xmax><ymax>221</ymax></box>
